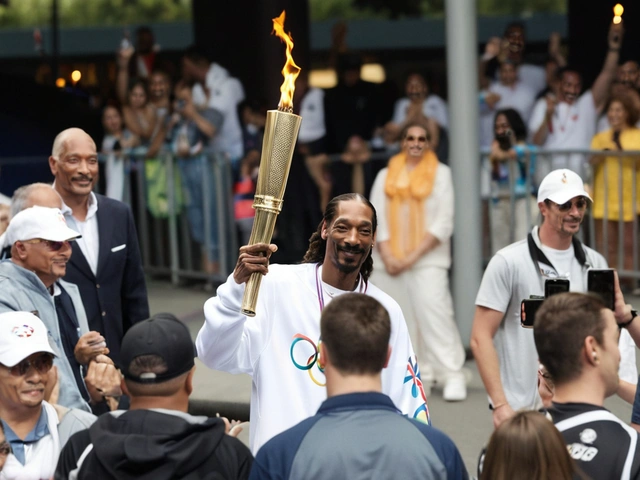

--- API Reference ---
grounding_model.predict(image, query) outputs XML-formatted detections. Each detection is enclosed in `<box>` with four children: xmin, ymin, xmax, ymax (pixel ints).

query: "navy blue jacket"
<box><xmin>250</xmin><ymin>392</ymin><xmax>468</xmax><ymax>480</ymax></box>
<box><xmin>63</xmin><ymin>194</ymin><xmax>149</xmax><ymax>366</ymax></box>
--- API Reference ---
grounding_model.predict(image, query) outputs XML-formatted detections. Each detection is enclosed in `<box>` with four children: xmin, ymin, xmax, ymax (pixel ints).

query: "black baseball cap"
<box><xmin>120</xmin><ymin>313</ymin><xmax>196</xmax><ymax>384</ymax></box>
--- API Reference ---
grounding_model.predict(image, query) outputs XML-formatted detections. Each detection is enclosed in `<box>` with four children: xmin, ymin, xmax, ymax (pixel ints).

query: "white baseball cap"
<box><xmin>536</xmin><ymin>169</ymin><xmax>592</xmax><ymax>204</ymax></box>
<box><xmin>0</xmin><ymin>312</ymin><xmax>56</xmax><ymax>367</ymax></box>
<box><xmin>5</xmin><ymin>206</ymin><xmax>81</xmax><ymax>246</ymax></box>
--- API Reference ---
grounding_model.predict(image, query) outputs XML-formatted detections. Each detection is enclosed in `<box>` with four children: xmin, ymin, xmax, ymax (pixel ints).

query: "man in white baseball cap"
<box><xmin>0</xmin><ymin>206</ymin><xmax>121</xmax><ymax>414</ymax></box>
<box><xmin>471</xmin><ymin>168</ymin><xmax>637</xmax><ymax>430</ymax></box>
<box><xmin>4</xmin><ymin>205</ymin><xmax>81</xmax><ymax>250</ymax></box>
<box><xmin>0</xmin><ymin>311</ymin><xmax>95</xmax><ymax>480</ymax></box>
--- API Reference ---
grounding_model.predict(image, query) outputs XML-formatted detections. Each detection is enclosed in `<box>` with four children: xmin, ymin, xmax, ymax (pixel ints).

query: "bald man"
<box><xmin>49</xmin><ymin>128</ymin><xmax>149</xmax><ymax>366</ymax></box>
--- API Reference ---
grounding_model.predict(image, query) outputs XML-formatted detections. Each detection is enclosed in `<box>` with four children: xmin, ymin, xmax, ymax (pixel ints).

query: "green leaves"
<box><xmin>0</xmin><ymin>0</ymin><xmax>191</xmax><ymax>28</ymax></box>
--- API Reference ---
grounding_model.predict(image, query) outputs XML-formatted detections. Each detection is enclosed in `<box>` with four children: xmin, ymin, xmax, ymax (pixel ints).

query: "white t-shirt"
<box><xmin>391</xmin><ymin>95</ymin><xmax>449</xmax><ymax>130</ymax></box>
<box><xmin>539</xmin><ymin>244</ymin><xmax>576</xmax><ymax>285</ymax></box>
<box><xmin>479</xmin><ymin>81</ymin><xmax>536</xmax><ymax>148</ymax></box>
<box><xmin>192</xmin><ymin>63</ymin><xmax>246</xmax><ymax>159</ymax></box>
<box><xmin>491</xmin><ymin>63</ymin><xmax>546</xmax><ymax>97</ymax></box>
<box><xmin>298</xmin><ymin>88</ymin><xmax>326</xmax><ymax>144</ymax></box>
<box><xmin>528</xmin><ymin>91</ymin><xmax>598</xmax><ymax>178</ymax></box>
<box><xmin>475</xmin><ymin>226</ymin><xmax>635</xmax><ymax>411</ymax></box>
<box><xmin>517</xmin><ymin>63</ymin><xmax>547</xmax><ymax>95</ymax></box>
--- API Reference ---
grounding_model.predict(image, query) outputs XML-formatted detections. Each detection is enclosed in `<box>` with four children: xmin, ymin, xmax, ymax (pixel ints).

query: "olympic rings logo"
<box><xmin>290</xmin><ymin>333</ymin><xmax>325</xmax><ymax>387</ymax></box>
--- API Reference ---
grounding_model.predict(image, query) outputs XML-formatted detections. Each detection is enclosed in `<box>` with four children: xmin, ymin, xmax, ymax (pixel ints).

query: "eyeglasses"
<box><xmin>405</xmin><ymin>136</ymin><xmax>427</xmax><ymax>142</ymax></box>
<box><xmin>0</xmin><ymin>441</ymin><xmax>11</xmax><ymax>456</ymax></box>
<box><xmin>22</xmin><ymin>239</ymin><xmax>70</xmax><ymax>252</ymax></box>
<box><xmin>5</xmin><ymin>354</ymin><xmax>54</xmax><ymax>377</ymax></box>
<box><xmin>546</xmin><ymin>197</ymin><xmax>588</xmax><ymax>212</ymax></box>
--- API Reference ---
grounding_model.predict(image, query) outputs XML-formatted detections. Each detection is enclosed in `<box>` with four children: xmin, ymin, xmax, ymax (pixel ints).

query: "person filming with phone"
<box><xmin>488</xmin><ymin>108</ymin><xmax>538</xmax><ymax>252</ymax></box>
<box><xmin>471</xmin><ymin>168</ymin><xmax>638</xmax><ymax>429</ymax></box>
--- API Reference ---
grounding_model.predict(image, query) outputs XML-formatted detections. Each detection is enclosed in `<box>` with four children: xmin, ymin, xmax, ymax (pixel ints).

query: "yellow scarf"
<box><xmin>384</xmin><ymin>150</ymin><xmax>439</xmax><ymax>259</ymax></box>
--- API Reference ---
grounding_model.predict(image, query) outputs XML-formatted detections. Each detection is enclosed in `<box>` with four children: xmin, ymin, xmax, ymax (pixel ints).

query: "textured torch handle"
<box><xmin>241</xmin><ymin>110</ymin><xmax>302</xmax><ymax>317</ymax></box>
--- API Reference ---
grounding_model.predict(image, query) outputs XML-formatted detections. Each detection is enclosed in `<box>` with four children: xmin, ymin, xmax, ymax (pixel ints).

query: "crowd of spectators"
<box><xmin>83</xmin><ymin>20</ymin><xmax>640</xmax><ymax>271</ymax></box>
<box><xmin>1</xmin><ymin>16</ymin><xmax>640</xmax><ymax>480</ymax></box>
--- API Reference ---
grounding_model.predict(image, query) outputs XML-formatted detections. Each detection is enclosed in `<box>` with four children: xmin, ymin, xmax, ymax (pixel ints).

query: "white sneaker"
<box><xmin>443</xmin><ymin>377</ymin><xmax>467</xmax><ymax>402</ymax></box>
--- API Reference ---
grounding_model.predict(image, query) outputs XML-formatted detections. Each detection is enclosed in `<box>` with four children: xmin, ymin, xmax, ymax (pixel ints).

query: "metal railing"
<box><xmin>119</xmin><ymin>151</ymin><xmax>237</xmax><ymax>285</ymax></box>
<box><xmin>481</xmin><ymin>147</ymin><xmax>640</xmax><ymax>281</ymax></box>
<box><xmin>2</xmin><ymin>146</ymin><xmax>639</xmax><ymax>284</ymax></box>
<box><xmin>0</xmin><ymin>151</ymin><xmax>237</xmax><ymax>285</ymax></box>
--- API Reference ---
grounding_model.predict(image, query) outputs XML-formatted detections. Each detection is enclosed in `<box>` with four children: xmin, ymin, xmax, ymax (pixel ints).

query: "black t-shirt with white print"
<box><xmin>548</xmin><ymin>402</ymin><xmax>640</xmax><ymax>479</ymax></box>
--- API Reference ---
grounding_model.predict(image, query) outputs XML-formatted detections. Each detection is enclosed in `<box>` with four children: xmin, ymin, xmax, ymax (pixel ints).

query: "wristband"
<box><xmin>493</xmin><ymin>402</ymin><xmax>508</xmax><ymax>411</ymax></box>
<box><xmin>618</xmin><ymin>309</ymin><xmax>638</xmax><ymax>329</ymax></box>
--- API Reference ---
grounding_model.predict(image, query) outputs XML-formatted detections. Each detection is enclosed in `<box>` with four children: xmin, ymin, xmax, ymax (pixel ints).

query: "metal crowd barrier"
<box><xmin>113</xmin><ymin>150</ymin><xmax>237</xmax><ymax>286</ymax></box>
<box><xmin>0</xmin><ymin>151</ymin><xmax>237</xmax><ymax>286</ymax></box>
<box><xmin>481</xmin><ymin>148</ymin><xmax>640</xmax><ymax>282</ymax></box>
<box><xmin>2</xmin><ymin>146</ymin><xmax>639</xmax><ymax>284</ymax></box>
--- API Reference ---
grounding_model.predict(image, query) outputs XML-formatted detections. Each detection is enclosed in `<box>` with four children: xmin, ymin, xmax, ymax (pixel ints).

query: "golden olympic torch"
<box><xmin>241</xmin><ymin>11</ymin><xmax>302</xmax><ymax>317</ymax></box>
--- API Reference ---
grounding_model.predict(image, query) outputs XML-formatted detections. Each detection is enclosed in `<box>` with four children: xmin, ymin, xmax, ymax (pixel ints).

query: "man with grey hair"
<box><xmin>49</xmin><ymin>128</ymin><xmax>149</xmax><ymax>367</ymax></box>
<box><xmin>10</xmin><ymin>183</ymin><xmax>63</xmax><ymax>219</ymax></box>
<box><xmin>0</xmin><ymin>183</ymin><xmax>63</xmax><ymax>258</ymax></box>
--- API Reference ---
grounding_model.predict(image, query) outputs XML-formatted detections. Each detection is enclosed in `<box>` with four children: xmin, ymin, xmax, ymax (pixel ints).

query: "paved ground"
<box><xmin>148</xmin><ymin>279</ymin><xmax>637</xmax><ymax>475</ymax></box>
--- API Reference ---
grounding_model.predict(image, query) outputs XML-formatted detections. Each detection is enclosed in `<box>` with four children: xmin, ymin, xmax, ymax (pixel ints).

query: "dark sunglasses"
<box><xmin>0</xmin><ymin>441</ymin><xmax>11</xmax><ymax>456</ymax></box>
<box><xmin>6</xmin><ymin>354</ymin><xmax>54</xmax><ymax>377</ymax></box>
<box><xmin>23</xmin><ymin>239</ymin><xmax>70</xmax><ymax>252</ymax></box>
<box><xmin>405</xmin><ymin>135</ymin><xmax>427</xmax><ymax>142</ymax></box>
<box><xmin>546</xmin><ymin>197</ymin><xmax>588</xmax><ymax>212</ymax></box>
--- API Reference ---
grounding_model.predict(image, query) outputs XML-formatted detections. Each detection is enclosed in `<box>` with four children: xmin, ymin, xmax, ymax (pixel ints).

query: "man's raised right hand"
<box><xmin>233</xmin><ymin>243</ymin><xmax>278</xmax><ymax>285</ymax></box>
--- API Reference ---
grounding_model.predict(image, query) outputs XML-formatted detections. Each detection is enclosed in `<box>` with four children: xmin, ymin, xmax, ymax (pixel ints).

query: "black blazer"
<box><xmin>63</xmin><ymin>194</ymin><xmax>149</xmax><ymax>366</ymax></box>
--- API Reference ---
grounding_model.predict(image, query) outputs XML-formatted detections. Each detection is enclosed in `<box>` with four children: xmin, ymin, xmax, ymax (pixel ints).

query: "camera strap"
<box><xmin>527</xmin><ymin>232</ymin><xmax>587</xmax><ymax>278</ymax></box>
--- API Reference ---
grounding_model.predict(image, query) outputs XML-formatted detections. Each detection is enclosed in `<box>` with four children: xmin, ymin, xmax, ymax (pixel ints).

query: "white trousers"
<box><xmin>370</xmin><ymin>264</ymin><xmax>465</xmax><ymax>384</ymax></box>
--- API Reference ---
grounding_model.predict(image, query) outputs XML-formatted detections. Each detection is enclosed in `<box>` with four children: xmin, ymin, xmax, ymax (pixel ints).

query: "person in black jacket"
<box><xmin>49</xmin><ymin>128</ymin><xmax>149</xmax><ymax>367</ymax></box>
<box><xmin>55</xmin><ymin>313</ymin><xmax>253</xmax><ymax>480</ymax></box>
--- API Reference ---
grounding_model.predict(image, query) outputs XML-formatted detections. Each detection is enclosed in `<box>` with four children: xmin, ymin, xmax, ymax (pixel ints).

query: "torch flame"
<box><xmin>272</xmin><ymin>11</ymin><xmax>301</xmax><ymax>112</ymax></box>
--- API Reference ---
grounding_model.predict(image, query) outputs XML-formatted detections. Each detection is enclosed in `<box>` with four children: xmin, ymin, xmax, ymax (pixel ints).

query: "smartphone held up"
<box><xmin>521</xmin><ymin>278</ymin><xmax>570</xmax><ymax>328</ymax></box>
<box><xmin>587</xmin><ymin>269</ymin><xmax>615</xmax><ymax>311</ymax></box>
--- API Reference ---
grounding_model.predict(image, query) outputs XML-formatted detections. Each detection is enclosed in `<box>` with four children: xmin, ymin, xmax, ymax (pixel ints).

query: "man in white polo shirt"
<box><xmin>471</xmin><ymin>169</ymin><xmax>637</xmax><ymax>429</ymax></box>
<box><xmin>529</xmin><ymin>23</ymin><xmax>623</xmax><ymax>178</ymax></box>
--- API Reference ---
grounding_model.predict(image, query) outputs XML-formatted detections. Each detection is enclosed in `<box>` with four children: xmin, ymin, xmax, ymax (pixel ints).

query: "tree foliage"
<box><xmin>0</xmin><ymin>0</ymin><xmax>191</xmax><ymax>28</ymax></box>
<box><xmin>0</xmin><ymin>0</ymin><xmax>567</xmax><ymax>28</ymax></box>
<box><xmin>310</xmin><ymin>0</ymin><xmax>566</xmax><ymax>21</ymax></box>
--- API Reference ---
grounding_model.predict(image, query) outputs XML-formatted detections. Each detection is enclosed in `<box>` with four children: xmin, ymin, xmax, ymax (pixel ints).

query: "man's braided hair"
<box><xmin>302</xmin><ymin>193</ymin><xmax>377</xmax><ymax>282</ymax></box>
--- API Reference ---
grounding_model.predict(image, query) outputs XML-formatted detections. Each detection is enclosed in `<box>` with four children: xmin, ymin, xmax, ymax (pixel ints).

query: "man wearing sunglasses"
<box><xmin>0</xmin><ymin>311</ymin><xmax>95</xmax><ymax>479</ymax></box>
<box><xmin>471</xmin><ymin>168</ymin><xmax>637</xmax><ymax>429</ymax></box>
<box><xmin>0</xmin><ymin>206</ymin><xmax>121</xmax><ymax>413</ymax></box>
